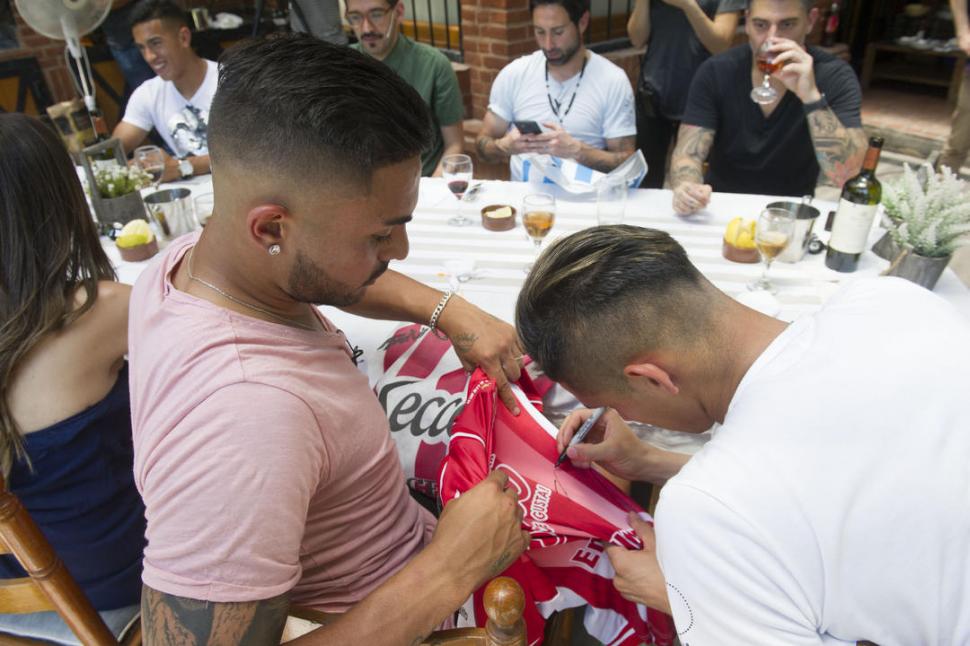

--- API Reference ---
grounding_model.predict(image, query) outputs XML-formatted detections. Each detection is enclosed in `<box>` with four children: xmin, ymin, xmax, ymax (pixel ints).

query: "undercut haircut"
<box><xmin>208</xmin><ymin>33</ymin><xmax>432</xmax><ymax>189</ymax></box>
<box><xmin>746</xmin><ymin>0</ymin><xmax>814</xmax><ymax>12</ymax></box>
<box><xmin>530</xmin><ymin>0</ymin><xmax>589</xmax><ymax>25</ymax></box>
<box><xmin>516</xmin><ymin>226</ymin><xmax>710</xmax><ymax>393</ymax></box>
<box><xmin>130</xmin><ymin>0</ymin><xmax>190</xmax><ymax>30</ymax></box>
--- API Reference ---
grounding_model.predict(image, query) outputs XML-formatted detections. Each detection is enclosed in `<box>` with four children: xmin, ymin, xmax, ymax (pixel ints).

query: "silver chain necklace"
<box><xmin>186</xmin><ymin>247</ymin><xmax>319</xmax><ymax>332</ymax></box>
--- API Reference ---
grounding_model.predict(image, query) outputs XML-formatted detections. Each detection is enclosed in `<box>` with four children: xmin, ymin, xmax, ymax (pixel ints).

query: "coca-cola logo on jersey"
<box><xmin>377</xmin><ymin>378</ymin><xmax>463</xmax><ymax>440</ymax></box>
<box><xmin>375</xmin><ymin>323</ymin><xmax>469</xmax><ymax>443</ymax></box>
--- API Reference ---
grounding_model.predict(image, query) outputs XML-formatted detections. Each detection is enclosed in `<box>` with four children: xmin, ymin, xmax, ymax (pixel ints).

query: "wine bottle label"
<box><xmin>829</xmin><ymin>199</ymin><xmax>877</xmax><ymax>254</ymax></box>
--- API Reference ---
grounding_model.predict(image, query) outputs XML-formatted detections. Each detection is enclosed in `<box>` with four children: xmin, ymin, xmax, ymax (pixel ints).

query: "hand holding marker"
<box><xmin>554</xmin><ymin>407</ymin><xmax>608</xmax><ymax>468</ymax></box>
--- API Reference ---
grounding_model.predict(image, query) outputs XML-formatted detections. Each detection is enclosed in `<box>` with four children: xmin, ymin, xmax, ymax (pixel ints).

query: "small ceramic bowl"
<box><xmin>480</xmin><ymin>204</ymin><xmax>517</xmax><ymax>231</ymax></box>
<box><xmin>118</xmin><ymin>238</ymin><xmax>159</xmax><ymax>262</ymax></box>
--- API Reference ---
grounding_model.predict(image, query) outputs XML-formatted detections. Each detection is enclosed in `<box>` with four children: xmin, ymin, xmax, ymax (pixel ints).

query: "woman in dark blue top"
<box><xmin>0</xmin><ymin>113</ymin><xmax>145</xmax><ymax>612</ymax></box>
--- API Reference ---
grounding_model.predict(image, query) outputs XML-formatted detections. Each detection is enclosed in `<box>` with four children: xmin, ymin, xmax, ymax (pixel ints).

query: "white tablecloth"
<box><xmin>106</xmin><ymin>177</ymin><xmax>970</xmax><ymax>453</ymax></box>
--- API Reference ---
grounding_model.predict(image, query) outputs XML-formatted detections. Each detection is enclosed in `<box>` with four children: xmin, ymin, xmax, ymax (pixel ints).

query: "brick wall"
<box><xmin>461</xmin><ymin>0</ymin><xmax>534</xmax><ymax>120</ymax></box>
<box><xmin>1</xmin><ymin>7</ymin><xmax>76</xmax><ymax>103</ymax></box>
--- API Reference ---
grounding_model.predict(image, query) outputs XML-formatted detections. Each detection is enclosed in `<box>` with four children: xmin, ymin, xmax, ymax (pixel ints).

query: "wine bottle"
<box><xmin>825</xmin><ymin>137</ymin><xmax>883</xmax><ymax>272</ymax></box>
<box><xmin>822</xmin><ymin>2</ymin><xmax>840</xmax><ymax>47</ymax></box>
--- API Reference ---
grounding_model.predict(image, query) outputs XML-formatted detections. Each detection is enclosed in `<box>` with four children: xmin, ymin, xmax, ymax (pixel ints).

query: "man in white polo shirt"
<box><xmin>112</xmin><ymin>0</ymin><xmax>215</xmax><ymax>181</ymax></box>
<box><xmin>475</xmin><ymin>0</ymin><xmax>636</xmax><ymax>180</ymax></box>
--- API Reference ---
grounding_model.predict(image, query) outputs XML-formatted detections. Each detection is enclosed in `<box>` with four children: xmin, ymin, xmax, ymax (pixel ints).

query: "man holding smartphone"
<box><xmin>475</xmin><ymin>0</ymin><xmax>636</xmax><ymax>180</ymax></box>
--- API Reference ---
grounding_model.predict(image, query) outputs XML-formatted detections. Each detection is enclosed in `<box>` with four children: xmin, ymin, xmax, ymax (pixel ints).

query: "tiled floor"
<box><xmin>862</xmin><ymin>84</ymin><xmax>955</xmax><ymax>146</ymax></box>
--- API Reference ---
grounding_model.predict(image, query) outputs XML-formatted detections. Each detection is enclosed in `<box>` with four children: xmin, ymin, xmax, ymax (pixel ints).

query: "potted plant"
<box><xmin>79</xmin><ymin>137</ymin><xmax>152</xmax><ymax>231</ymax></box>
<box><xmin>881</xmin><ymin>163</ymin><xmax>970</xmax><ymax>290</ymax></box>
<box><xmin>90</xmin><ymin>163</ymin><xmax>152</xmax><ymax>228</ymax></box>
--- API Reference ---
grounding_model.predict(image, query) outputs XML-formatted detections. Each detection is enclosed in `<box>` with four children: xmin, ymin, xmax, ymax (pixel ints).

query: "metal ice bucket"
<box><xmin>144</xmin><ymin>188</ymin><xmax>197</xmax><ymax>240</ymax></box>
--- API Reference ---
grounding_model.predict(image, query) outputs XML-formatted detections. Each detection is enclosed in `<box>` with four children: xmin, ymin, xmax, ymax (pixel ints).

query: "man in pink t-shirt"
<box><xmin>129</xmin><ymin>35</ymin><xmax>529</xmax><ymax>644</ymax></box>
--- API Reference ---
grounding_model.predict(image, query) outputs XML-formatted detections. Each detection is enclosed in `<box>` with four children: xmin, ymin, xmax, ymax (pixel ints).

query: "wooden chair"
<box><xmin>283</xmin><ymin>577</ymin><xmax>526</xmax><ymax>646</ymax></box>
<box><xmin>0</xmin><ymin>473</ymin><xmax>141</xmax><ymax>646</ymax></box>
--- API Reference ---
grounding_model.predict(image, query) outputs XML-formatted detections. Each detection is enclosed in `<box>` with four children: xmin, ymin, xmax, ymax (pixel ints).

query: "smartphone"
<box><xmin>513</xmin><ymin>120</ymin><xmax>543</xmax><ymax>135</ymax></box>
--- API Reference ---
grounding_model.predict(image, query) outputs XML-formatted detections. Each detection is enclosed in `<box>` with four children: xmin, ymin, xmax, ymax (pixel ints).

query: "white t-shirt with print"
<box><xmin>655</xmin><ymin>277</ymin><xmax>970</xmax><ymax>645</ymax></box>
<box><xmin>122</xmin><ymin>59</ymin><xmax>218</xmax><ymax>158</ymax></box>
<box><xmin>487</xmin><ymin>50</ymin><xmax>636</xmax><ymax>181</ymax></box>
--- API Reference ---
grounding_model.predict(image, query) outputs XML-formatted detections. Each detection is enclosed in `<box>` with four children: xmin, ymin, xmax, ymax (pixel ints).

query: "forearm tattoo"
<box><xmin>580</xmin><ymin>136</ymin><xmax>637</xmax><ymax>173</ymax></box>
<box><xmin>807</xmin><ymin>108</ymin><xmax>866</xmax><ymax>187</ymax></box>
<box><xmin>670</xmin><ymin>126</ymin><xmax>714</xmax><ymax>188</ymax></box>
<box><xmin>142</xmin><ymin>585</ymin><xmax>290</xmax><ymax>645</ymax></box>
<box><xmin>451</xmin><ymin>332</ymin><xmax>478</xmax><ymax>355</ymax></box>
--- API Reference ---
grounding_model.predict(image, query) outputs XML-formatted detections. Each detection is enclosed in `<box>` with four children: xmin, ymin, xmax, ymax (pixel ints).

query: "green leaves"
<box><xmin>883</xmin><ymin>163</ymin><xmax>970</xmax><ymax>258</ymax></box>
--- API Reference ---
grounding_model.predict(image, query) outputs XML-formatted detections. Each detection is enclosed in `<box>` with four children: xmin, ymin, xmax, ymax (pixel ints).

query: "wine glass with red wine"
<box><xmin>750</xmin><ymin>40</ymin><xmax>782</xmax><ymax>105</ymax></box>
<box><xmin>443</xmin><ymin>154</ymin><xmax>474</xmax><ymax>226</ymax></box>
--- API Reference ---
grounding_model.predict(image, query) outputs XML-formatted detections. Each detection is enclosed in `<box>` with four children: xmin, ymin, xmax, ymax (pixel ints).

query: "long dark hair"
<box><xmin>0</xmin><ymin>113</ymin><xmax>116</xmax><ymax>474</ymax></box>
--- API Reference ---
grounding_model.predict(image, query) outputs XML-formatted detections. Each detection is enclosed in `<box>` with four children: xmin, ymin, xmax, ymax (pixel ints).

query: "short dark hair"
<box><xmin>516</xmin><ymin>226</ymin><xmax>709</xmax><ymax>392</ymax></box>
<box><xmin>130</xmin><ymin>0</ymin><xmax>190</xmax><ymax>31</ymax></box>
<box><xmin>529</xmin><ymin>0</ymin><xmax>589</xmax><ymax>25</ymax></box>
<box><xmin>208</xmin><ymin>33</ymin><xmax>432</xmax><ymax>188</ymax></box>
<box><xmin>746</xmin><ymin>0</ymin><xmax>814</xmax><ymax>13</ymax></box>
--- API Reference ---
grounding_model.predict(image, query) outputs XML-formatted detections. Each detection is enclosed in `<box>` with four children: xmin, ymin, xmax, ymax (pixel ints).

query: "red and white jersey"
<box><xmin>439</xmin><ymin>369</ymin><xmax>674</xmax><ymax>646</ymax></box>
<box><xmin>373</xmin><ymin>323</ymin><xmax>553</xmax><ymax>485</ymax></box>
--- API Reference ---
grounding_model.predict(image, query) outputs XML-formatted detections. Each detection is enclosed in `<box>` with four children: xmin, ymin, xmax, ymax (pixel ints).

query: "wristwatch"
<box><xmin>802</xmin><ymin>93</ymin><xmax>828</xmax><ymax>115</ymax></box>
<box><xmin>178</xmin><ymin>158</ymin><xmax>193</xmax><ymax>179</ymax></box>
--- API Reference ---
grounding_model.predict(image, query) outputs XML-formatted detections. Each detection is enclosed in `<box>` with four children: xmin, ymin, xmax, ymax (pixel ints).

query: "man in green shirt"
<box><xmin>348</xmin><ymin>0</ymin><xmax>465</xmax><ymax>176</ymax></box>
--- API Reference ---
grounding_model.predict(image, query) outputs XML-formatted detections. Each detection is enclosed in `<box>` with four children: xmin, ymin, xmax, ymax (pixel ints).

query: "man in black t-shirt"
<box><xmin>669</xmin><ymin>0</ymin><xmax>866</xmax><ymax>215</ymax></box>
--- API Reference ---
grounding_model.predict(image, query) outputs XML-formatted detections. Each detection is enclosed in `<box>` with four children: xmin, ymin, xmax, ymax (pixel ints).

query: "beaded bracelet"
<box><xmin>428</xmin><ymin>290</ymin><xmax>455</xmax><ymax>331</ymax></box>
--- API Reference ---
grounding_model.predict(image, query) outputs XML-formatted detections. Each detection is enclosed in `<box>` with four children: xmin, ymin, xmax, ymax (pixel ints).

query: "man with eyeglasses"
<box><xmin>347</xmin><ymin>0</ymin><xmax>465</xmax><ymax>177</ymax></box>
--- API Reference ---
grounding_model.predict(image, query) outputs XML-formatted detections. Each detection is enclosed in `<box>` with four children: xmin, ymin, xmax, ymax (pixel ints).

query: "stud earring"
<box><xmin>268</xmin><ymin>244</ymin><xmax>281</xmax><ymax>256</ymax></box>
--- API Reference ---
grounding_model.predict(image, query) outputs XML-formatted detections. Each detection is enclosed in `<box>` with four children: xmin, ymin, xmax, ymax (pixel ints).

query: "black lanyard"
<box><xmin>545</xmin><ymin>55</ymin><xmax>588</xmax><ymax>124</ymax></box>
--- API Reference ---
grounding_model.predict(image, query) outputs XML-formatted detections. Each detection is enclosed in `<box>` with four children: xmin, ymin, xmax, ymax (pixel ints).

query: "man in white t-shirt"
<box><xmin>112</xmin><ymin>0</ymin><xmax>215</xmax><ymax>181</ymax></box>
<box><xmin>516</xmin><ymin>226</ymin><xmax>970</xmax><ymax>644</ymax></box>
<box><xmin>475</xmin><ymin>0</ymin><xmax>636</xmax><ymax>180</ymax></box>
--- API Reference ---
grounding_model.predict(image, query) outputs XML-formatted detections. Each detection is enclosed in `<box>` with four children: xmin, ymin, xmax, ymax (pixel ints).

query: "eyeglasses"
<box><xmin>346</xmin><ymin>8</ymin><xmax>391</xmax><ymax>26</ymax></box>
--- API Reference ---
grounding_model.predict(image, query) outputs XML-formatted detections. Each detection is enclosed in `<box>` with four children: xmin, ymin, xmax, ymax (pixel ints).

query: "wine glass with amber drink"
<box><xmin>522</xmin><ymin>193</ymin><xmax>555</xmax><ymax>273</ymax></box>
<box><xmin>751</xmin><ymin>40</ymin><xmax>783</xmax><ymax>105</ymax></box>
<box><xmin>443</xmin><ymin>154</ymin><xmax>474</xmax><ymax>226</ymax></box>
<box><xmin>748</xmin><ymin>207</ymin><xmax>795</xmax><ymax>293</ymax></box>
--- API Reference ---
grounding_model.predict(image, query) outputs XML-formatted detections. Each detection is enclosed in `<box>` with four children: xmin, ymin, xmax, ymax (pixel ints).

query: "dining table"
<box><xmin>104</xmin><ymin>176</ymin><xmax>970</xmax><ymax>454</ymax></box>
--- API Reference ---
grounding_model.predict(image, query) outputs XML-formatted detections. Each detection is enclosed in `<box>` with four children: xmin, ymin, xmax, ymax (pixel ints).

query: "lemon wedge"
<box><xmin>116</xmin><ymin>219</ymin><xmax>154</xmax><ymax>249</ymax></box>
<box><xmin>724</xmin><ymin>217</ymin><xmax>756</xmax><ymax>249</ymax></box>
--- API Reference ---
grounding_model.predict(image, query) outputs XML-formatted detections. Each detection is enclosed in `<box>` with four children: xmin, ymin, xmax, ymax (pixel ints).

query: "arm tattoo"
<box><xmin>142</xmin><ymin>585</ymin><xmax>290</xmax><ymax>646</ymax></box>
<box><xmin>490</xmin><ymin>549</ymin><xmax>515</xmax><ymax>576</ymax></box>
<box><xmin>670</xmin><ymin>126</ymin><xmax>714</xmax><ymax>188</ymax></box>
<box><xmin>806</xmin><ymin>108</ymin><xmax>866</xmax><ymax>187</ymax></box>
<box><xmin>581</xmin><ymin>136</ymin><xmax>637</xmax><ymax>173</ymax></box>
<box><xmin>450</xmin><ymin>332</ymin><xmax>478</xmax><ymax>355</ymax></box>
<box><xmin>475</xmin><ymin>135</ymin><xmax>495</xmax><ymax>162</ymax></box>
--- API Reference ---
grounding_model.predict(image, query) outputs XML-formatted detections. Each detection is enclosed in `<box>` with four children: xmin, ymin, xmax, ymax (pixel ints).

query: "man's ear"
<box><xmin>806</xmin><ymin>7</ymin><xmax>820</xmax><ymax>34</ymax></box>
<box><xmin>177</xmin><ymin>24</ymin><xmax>194</xmax><ymax>49</ymax></box>
<box><xmin>246</xmin><ymin>204</ymin><xmax>290</xmax><ymax>254</ymax></box>
<box><xmin>623</xmin><ymin>361</ymin><xmax>679</xmax><ymax>396</ymax></box>
<box><xmin>578</xmin><ymin>10</ymin><xmax>590</xmax><ymax>36</ymax></box>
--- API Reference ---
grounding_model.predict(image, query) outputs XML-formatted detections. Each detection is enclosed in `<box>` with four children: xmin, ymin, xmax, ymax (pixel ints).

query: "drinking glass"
<box><xmin>750</xmin><ymin>41</ymin><xmax>781</xmax><ymax>105</ymax></box>
<box><xmin>596</xmin><ymin>176</ymin><xmax>627</xmax><ymax>225</ymax></box>
<box><xmin>522</xmin><ymin>193</ymin><xmax>556</xmax><ymax>273</ymax></box>
<box><xmin>442</xmin><ymin>154</ymin><xmax>474</xmax><ymax>226</ymax></box>
<box><xmin>194</xmin><ymin>192</ymin><xmax>214</xmax><ymax>227</ymax></box>
<box><xmin>748</xmin><ymin>207</ymin><xmax>795</xmax><ymax>293</ymax></box>
<box><xmin>134</xmin><ymin>145</ymin><xmax>165</xmax><ymax>189</ymax></box>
